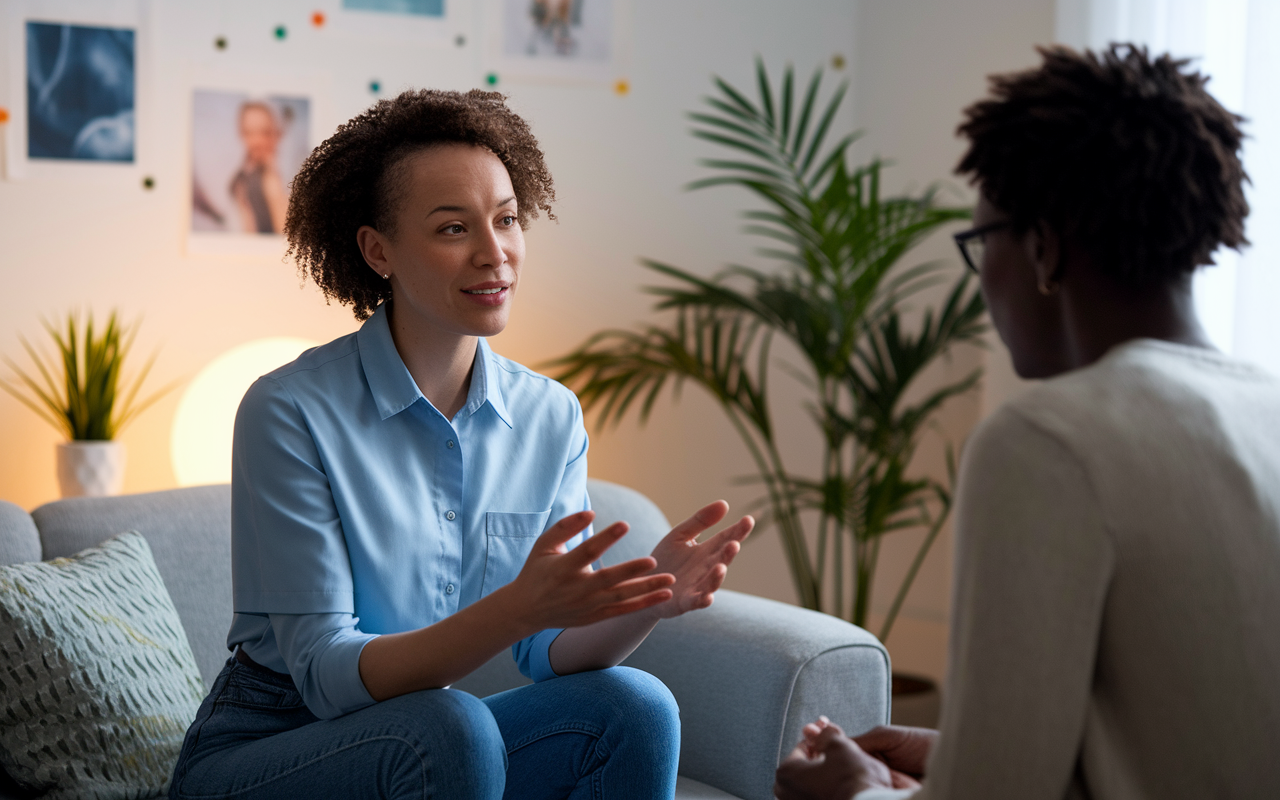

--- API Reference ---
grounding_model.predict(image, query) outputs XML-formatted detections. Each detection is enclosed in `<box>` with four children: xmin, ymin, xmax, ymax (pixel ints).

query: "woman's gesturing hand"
<box><xmin>646</xmin><ymin>500</ymin><xmax>754</xmax><ymax>620</ymax></box>
<box><xmin>508</xmin><ymin>510</ymin><xmax>676</xmax><ymax>631</ymax></box>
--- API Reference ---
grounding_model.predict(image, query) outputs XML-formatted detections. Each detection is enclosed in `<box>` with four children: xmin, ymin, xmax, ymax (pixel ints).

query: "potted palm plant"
<box><xmin>549</xmin><ymin>61</ymin><xmax>986</xmax><ymax>649</ymax></box>
<box><xmin>2</xmin><ymin>312</ymin><xmax>174</xmax><ymax>497</ymax></box>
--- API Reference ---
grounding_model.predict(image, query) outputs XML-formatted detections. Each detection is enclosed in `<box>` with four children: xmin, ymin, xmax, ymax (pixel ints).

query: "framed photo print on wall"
<box><xmin>484</xmin><ymin>0</ymin><xmax>631</xmax><ymax>86</ymax></box>
<box><xmin>191</xmin><ymin>91</ymin><xmax>311</xmax><ymax>237</ymax></box>
<box><xmin>27</xmin><ymin>21</ymin><xmax>135</xmax><ymax>162</ymax></box>
<box><xmin>185</xmin><ymin>72</ymin><xmax>324</xmax><ymax>257</ymax></box>
<box><xmin>334</xmin><ymin>0</ymin><xmax>471</xmax><ymax>45</ymax></box>
<box><xmin>4</xmin><ymin>0</ymin><xmax>148</xmax><ymax>180</ymax></box>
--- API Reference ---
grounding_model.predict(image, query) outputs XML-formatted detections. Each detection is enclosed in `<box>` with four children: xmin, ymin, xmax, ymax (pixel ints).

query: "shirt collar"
<box><xmin>465</xmin><ymin>339</ymin><xmax>513</xmax><ymax>428</ymax></box>
<box><xmin>357</xmin><ymin>303</ymin><xmax>512</xmax><ymax>427</ymax></box>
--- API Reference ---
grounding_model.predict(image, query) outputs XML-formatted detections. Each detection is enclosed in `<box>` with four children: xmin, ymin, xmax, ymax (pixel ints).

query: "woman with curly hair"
<box><xmin>168</xmin><ymin>88</ymin><xmax>754</xmax><ymax>799</ymax></box>
<box><xmin>774</xmin><ymin>44</ymin><xmax>1280</xmax><ymax>800</ymax></box>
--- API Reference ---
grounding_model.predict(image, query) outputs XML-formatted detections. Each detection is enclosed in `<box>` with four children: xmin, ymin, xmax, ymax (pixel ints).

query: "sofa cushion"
<box><xmin>0</xmin><ymin>503</ymin><xmax>39</xmax><ymax>567</ymax></box>
<box><xmin>32</xmin><ymin>485</ymin><xmax>233</xmax><ymax>687</ymax></box>
<box><xmin>0</xmin><ymin>531</ymin><xmax>205</xmax><ymax>799</ymax></box>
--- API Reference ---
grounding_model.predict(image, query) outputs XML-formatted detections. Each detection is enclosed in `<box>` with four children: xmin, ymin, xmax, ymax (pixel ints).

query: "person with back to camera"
<box><xmin>773</xmin><ymin>43</ymin><xmax>1280</xmax><ymax>800</ymax></box>
<box><xmin>167</xmin><ymin>88</ymin><xmax>755</xmax><ymax>799</ymax></box>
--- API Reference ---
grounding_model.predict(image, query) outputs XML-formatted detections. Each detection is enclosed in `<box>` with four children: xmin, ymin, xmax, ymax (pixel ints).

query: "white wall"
<box><xmin>1056</xmin><ymin>0</ymin><xmax>1280</xmax><ymax>377</ymax></box>
<box><xmin>0</xmin><ymin>0</ymin><xmax>1056</xmax><ymax>685</ymax></box>
<box><xmin>0</xmin><ymin>0</ymin><xmax>864</xmax><ymax>638</ymax></box>
<box><xmin>0</xmin><ymin>0</ymin><xmax>859</xmax><ymax>512</ymax></box>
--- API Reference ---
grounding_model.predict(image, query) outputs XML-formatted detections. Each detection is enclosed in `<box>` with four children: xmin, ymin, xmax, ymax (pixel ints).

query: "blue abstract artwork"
<box><xmin>342</xmin><ymin>0</ymin><xmax>444</xmax><ymax>17</ymax></box>
<box><xmin>26</xmin><ymin>22</ymin><xmax>135</xmax><ymax>162</ymax></box>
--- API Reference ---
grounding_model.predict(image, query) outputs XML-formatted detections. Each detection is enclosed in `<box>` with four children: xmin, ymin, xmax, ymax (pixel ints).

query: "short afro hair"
<box><xmin>286</xmin><ymin>89</ymin><xmax>555</xmax><ymax>320</ymax></box>
<box><xmin>956</xmin><ymin>43</ymin><xmax>1248</xmax><ymax>286</ymax></box>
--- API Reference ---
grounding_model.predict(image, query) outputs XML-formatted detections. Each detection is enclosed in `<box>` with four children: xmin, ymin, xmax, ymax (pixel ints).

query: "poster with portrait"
<box><xmin>486</xmin><ymin>0</ymin><xmax>629</xmax><ymax>84</ymax></box>
<box><xmin>190</xmin><ymin>91</ymin><xmax>311</xmax><ymax>240</ymax></box>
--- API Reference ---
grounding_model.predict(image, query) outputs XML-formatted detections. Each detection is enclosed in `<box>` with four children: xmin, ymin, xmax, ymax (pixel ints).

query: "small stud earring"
<box><xmin>383</xmin><ymin>273</ymin><xmax>389</xmax><ymax>280</ymax></box>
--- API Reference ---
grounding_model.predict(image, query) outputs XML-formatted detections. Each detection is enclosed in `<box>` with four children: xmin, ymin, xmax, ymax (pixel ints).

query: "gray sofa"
<box><xmin>0</xmin><ymin>479</ymin><xmax>891</xmax><ymax>800</ymax></box>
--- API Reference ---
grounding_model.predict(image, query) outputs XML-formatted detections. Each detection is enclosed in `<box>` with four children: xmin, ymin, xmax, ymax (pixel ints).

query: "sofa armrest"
<box><xmin>621</xmin><ymin>589</ymin><xmax>891</xmax><ymax>800</ymax></box>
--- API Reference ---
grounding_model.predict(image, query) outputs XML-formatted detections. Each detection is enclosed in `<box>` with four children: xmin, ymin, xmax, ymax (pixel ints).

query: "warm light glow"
<box><xmin>171</xmin><ymin>337</ymin><xmax>319</xmax><ymax>487</ymax></box>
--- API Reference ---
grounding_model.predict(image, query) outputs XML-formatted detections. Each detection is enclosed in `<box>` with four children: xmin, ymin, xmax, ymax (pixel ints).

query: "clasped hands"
<box><xmin>509</xmin><ymin>500</ymin><xmax>754</xmax><ymax>631</ymax></box>
<box><xmin>774</xmin><ymin>719</ymin><xmax>936</xmax><ymax>800</ymax></box>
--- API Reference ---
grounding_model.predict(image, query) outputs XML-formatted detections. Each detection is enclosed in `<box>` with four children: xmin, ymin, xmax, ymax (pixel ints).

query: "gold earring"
<box><xmin>1038</xmin><ymin>276</ymin><xmax>1060</xmax><ymax>296</ymax></box>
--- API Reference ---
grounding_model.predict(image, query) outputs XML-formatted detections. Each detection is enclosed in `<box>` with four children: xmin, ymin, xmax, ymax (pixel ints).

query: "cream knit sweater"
<box><xmin>861</xmin><ymin>339</ymin><xmax>1280</xmax><ymax>800</ymax></box>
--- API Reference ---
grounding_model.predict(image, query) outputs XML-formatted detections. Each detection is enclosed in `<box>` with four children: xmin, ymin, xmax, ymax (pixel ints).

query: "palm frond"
<box><xmin>549</xmin><ymin>59</ymin><xmax>986</xmax><ymax>632</ymax></box>
<box><xmin>798</xmin><ymin>81</ymin><xmax>848</xmax><ymax>177</ymax></box>
<box><xmin>546</xmin><ymin>306</ymin><xmax>773</xmax><ymax>437</ymax></box>
<box><xmin>755</xmin><ymin>57</ymin><xmax>776</xmax><ymax>128</ymax></box>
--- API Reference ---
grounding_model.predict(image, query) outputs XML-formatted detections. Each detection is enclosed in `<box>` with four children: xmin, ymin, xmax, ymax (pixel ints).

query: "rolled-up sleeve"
<box><xmin>231</xmin><ymin>376</ymin><xmax>376</xmax><ymax>717</ymax></box>
<box><xmin>511</xmin><ymin>397</ymin><xmax>592</xmax><ymax>682</ymax></box>
<box><xmin>270</xmin><ymin>613</ymin><xmax>378</xmax><ymax>720</ymax></box>
<box><xmin>516</xmin><ymin>627</ymin><xmax>566</xmax><ymax>682</ymax></box>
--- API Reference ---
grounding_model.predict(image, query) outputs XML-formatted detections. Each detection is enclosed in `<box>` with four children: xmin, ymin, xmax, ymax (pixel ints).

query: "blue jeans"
<box><xmin>169</xmin><ymin>656</ymin><xmax>680</xmax><ymax>799</ymax></box>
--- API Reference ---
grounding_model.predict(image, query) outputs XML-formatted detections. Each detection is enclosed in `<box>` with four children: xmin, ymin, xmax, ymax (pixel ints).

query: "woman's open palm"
<box><xmin>648</xmin><ymin>501</ymin><xmax>754</xmax><ymax>619</ymax></box>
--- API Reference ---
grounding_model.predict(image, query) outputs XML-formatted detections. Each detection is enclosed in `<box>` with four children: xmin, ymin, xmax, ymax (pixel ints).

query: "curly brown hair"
<box><xmin>955</xmin><ymin>44</ymin><xmax>1248</xmax><ymax>286</ymax></box>
<box><xmin>285</xmin><ymin>89</ymin><xmax>556</xmax><ymax>320</ymax></box>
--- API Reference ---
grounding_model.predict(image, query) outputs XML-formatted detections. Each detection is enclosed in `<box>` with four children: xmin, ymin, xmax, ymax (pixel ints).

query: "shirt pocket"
<box><xmin>480</xmin><ymin>510</ymin><xmax>552</xmax><ymax>597</ymax></box>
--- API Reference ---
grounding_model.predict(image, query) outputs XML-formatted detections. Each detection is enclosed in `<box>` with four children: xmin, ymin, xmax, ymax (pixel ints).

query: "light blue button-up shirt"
<box><xmin>227</xmin><ymin>302</ymin><xmax>590</xmax><ymax>719</ymax></box>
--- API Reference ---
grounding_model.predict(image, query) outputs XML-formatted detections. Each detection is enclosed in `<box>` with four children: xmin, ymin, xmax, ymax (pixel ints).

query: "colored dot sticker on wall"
<box><xmin>312</xmin><ymin>11</ymin><xmax>326</xmax><ymax>27</ymax></box>
<box><xmin>142</xmin><ymin>176</ymin><xmax>155</xmax><ymax>190</ymax></box>
<box><xmin>486</xmin><ymin>73</ymin><xmax>499</xmax><ymax>86</ymax></box>
<box><xmin>831</xmin><ymin>54</ymin><xmax>847</xmax><ymax>70</ymax></box>
<box><xmin>455</xmin><ymin>34</ymin><xmax>466</xmax><ymax>47</ymax></box>
<box><xmin>369</xmin><ymin>80</ymin><xmax>381</xmax><ymax>94</ymax></box>
<box><xmin>614</xmin><ymin>79</ymin><xmax>630</xmax><ymax>96</ymax></box>
<box><xmin>0</xmin><ymin>107</ymin><xmax>9</xmax><ymax>124</ymax></box>
<box><xmin>274</xmin><ymin>25</ymin><xmax>287</xmax><ymax>40</ymax></box>
<box><xmin>214</xmin><ymin>36</ymin><xmax>227</xmax><ymax>50</ymax></box>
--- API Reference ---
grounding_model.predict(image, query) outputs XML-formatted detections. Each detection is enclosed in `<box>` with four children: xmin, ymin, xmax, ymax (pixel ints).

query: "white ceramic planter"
<box><xmin>56</xmin><ymin>441</ymin><xmax>126</xmax><ymax>498</ymax></box>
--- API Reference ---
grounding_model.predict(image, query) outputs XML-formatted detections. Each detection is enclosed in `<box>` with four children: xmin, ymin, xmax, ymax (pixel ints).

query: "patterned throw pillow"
<box><xmin>0</xmin><ymin>531</ymin><xmax>205</xmax><ymax>799</ymax></box>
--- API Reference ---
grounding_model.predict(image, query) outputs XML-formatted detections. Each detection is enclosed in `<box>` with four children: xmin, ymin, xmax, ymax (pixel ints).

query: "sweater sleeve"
<box><xmin>913</xmin><ymin>406</ymin><xmax>1114</xmax><ymax>800</ymax></box>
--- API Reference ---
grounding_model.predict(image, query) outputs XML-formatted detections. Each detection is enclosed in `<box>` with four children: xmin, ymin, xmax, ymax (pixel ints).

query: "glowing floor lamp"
<box><xmin>170</xmin><ymin>337</ymin><xmax>319</xmax><ymax>487</ymax></box>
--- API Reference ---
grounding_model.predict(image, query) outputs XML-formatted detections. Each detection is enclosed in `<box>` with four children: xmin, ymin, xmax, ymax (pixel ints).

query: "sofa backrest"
<box><xmin>0</xmin><ymin>502</ymin><xmax>40</xmax><ymax>566</ymax></box>
<box><xmin>1</xmin><ymin>479</ymin><xmax>672</xmax><ymax>695</ymax></box>
<box><xmin>31</xmin><ymin>485</ymin><xmax>234</xmax><ymax>688</ymax></box>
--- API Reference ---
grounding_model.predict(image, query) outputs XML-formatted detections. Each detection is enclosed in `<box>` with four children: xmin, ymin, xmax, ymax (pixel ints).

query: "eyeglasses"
<box><xmin>953</xmin><ymin>220</ymin><xmax>1012</xmax><ymax>275</ymax></box>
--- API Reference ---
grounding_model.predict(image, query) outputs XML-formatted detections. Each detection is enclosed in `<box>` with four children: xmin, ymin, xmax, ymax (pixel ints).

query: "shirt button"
<box><xmin>445</xmin><ymin>510</ymin><xmax>456</xmax><ymax>521</ymax></box>
<box><xmin>445</xmin><ymin>583</ymin><xmax>456</xmax><ymax>595</ymax></box>
<box><xmin>446</xmin><ymin>440</ymin><xmax>455</xmax><ymax>449</ymax></box>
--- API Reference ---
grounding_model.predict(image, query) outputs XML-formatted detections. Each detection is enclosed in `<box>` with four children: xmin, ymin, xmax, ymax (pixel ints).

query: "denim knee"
<box><xmin>590</xmin><ymin>667</ymin><xmax>681</xmax><ymax>745</ymax></box>
<box><xmin>610</xmin><ymin>667</ymin><xmax>679</xmax><ymax>723</ymax></box>
<box><xmin>375</xmin><ymin>689</ymin><xmax>507</xmax><ymax>798</ymax></box>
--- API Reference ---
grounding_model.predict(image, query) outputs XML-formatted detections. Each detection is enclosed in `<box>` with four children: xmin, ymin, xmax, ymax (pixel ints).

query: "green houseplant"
<box><xmin>2</xmin><ymin>311</ymin><xmax>174</xmax><ymax>497</ymax></box>
<box><xmin>549</xmin><ymin>61</ymin><xmax>986</xmax><ymax>642</ymax></box>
